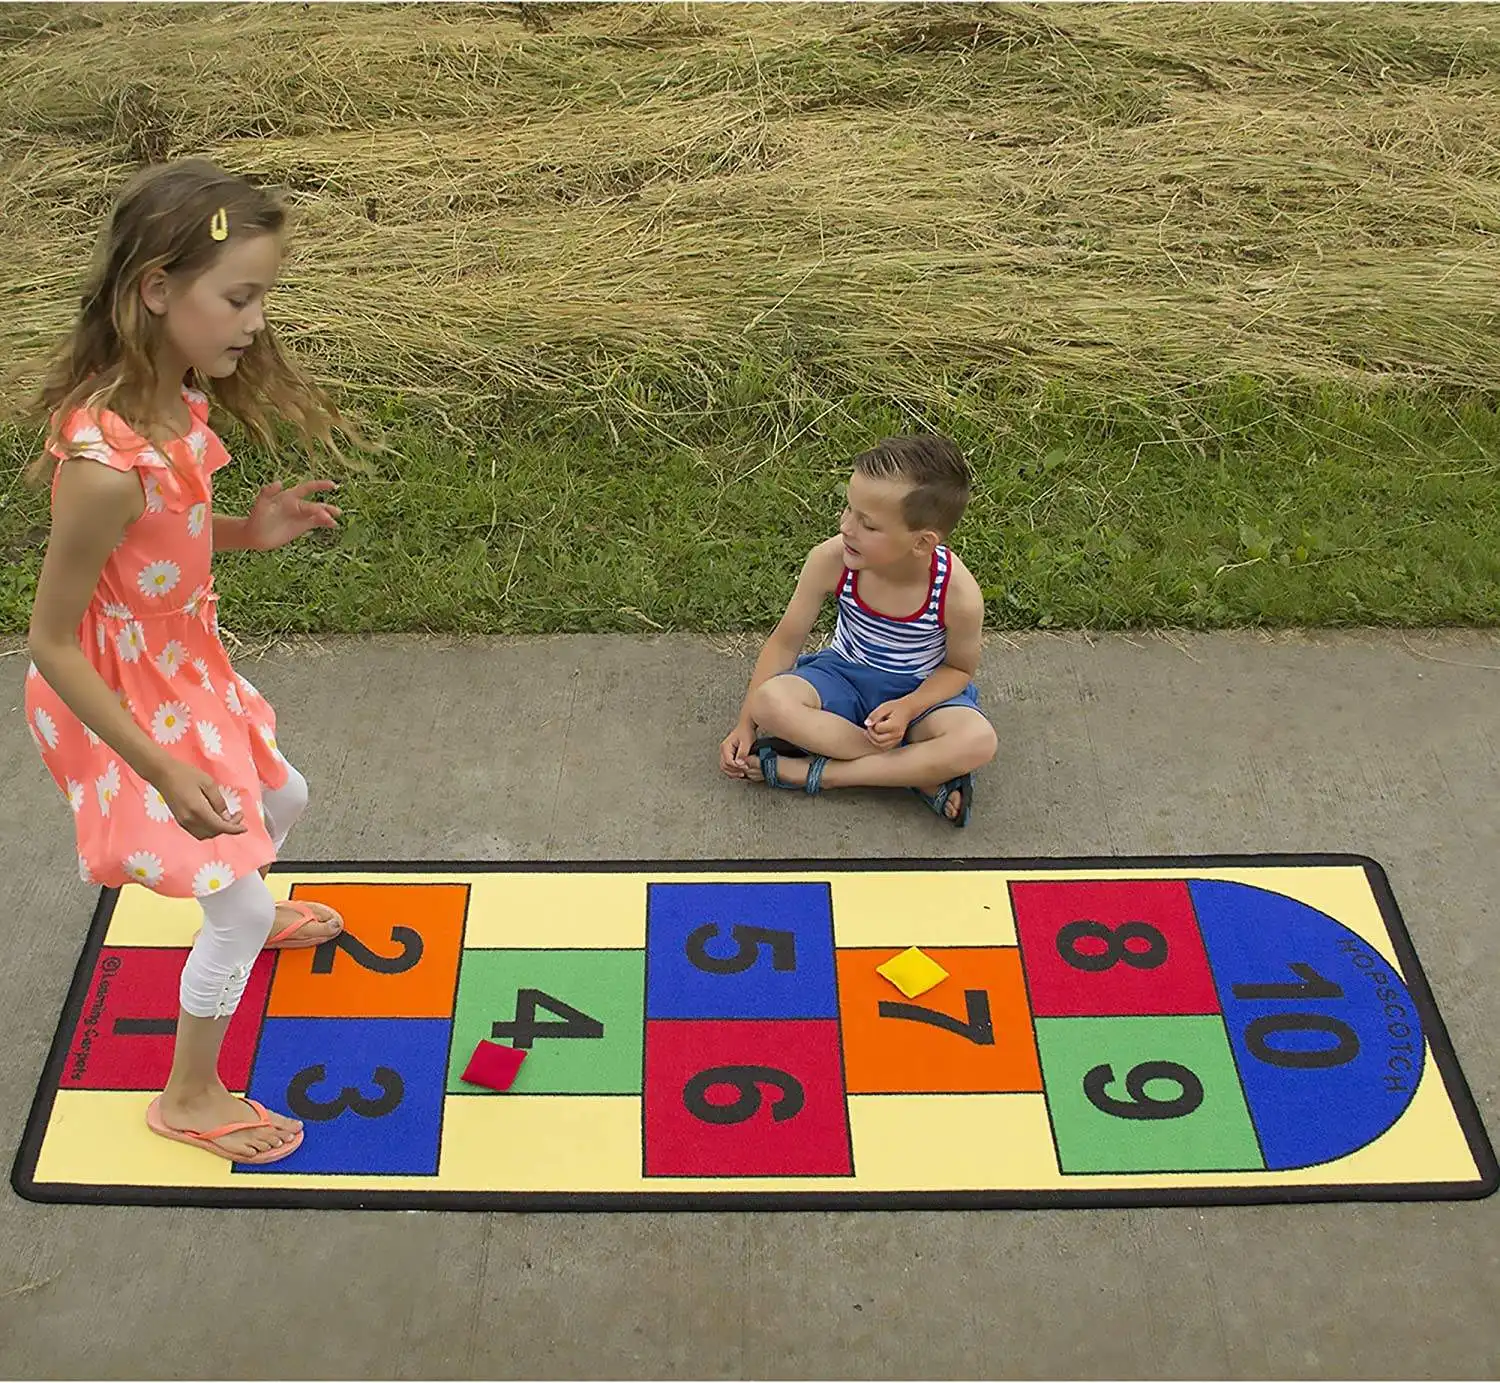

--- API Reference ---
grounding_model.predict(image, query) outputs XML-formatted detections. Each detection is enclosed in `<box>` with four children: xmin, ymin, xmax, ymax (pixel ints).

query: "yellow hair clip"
<box><xmin>209</xmin><ymin>207</ymin><xmax>228</xmax><ymax>242</ymax></box>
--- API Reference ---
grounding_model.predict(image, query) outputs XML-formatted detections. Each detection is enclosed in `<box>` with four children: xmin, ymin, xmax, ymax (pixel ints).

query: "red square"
<box><xmin>61</xmin><ymin>947</ymin><xmax>273</xmax><ymax>1090</ymax></box>
<box><xmin>460</xmin><ymin>1039</ymin><xmax>527</xmax><ymax>1091</ymax></box>
<box><xmin>644</xmin><ymin>1020</ymin><xmax>852</xmax><ymax>1178</ymax></box>
<box><xmin>1011</xmin><ymin>880</ymin><xmax>1220</xmax><ymax>1018</ymax></box>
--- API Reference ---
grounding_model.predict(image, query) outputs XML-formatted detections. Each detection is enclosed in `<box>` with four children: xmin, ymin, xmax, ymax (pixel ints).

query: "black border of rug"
<box><xmin>12</xmin><ymin>853</ymin><xmax>1497</xmax><ymax>1211</ymax></box>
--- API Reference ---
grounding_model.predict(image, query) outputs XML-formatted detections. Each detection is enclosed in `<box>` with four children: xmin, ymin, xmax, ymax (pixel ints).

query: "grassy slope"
<box><xmin>1</xmin><ymin>4</ymin><xmax>1496</xmax><ymax>633</ymax></box>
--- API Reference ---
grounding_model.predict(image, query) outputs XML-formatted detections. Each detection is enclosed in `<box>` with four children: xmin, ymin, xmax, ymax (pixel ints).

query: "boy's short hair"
<box><xmin>853</xmin><ymin>434</ymin><xmax>971</xmax><ymax>536</ymax></box>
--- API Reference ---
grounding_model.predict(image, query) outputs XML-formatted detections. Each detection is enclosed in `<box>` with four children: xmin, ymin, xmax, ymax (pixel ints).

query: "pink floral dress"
<box><xmin>26</xmin><ymin>387</ymin><xmax>290</xmax><ymax>899</ymax></box>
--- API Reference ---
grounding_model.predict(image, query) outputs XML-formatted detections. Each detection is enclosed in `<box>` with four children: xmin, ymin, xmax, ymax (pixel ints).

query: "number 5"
<box><xmin>685</xmin><ymin>923</ymin><xmax>796</xmax><ymax>974</ymax></box>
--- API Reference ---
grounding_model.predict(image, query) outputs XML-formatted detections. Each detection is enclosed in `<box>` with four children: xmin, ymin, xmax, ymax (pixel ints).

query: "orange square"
<box><xmin>838</xmin><ymin>947</ymin><xmax>1042</xmax><ymax>1094</ymax></box>
<box><xmin>267</xmin><ymin>883</ymin><xmax>468</xmax><ymax>1019</ymax></box>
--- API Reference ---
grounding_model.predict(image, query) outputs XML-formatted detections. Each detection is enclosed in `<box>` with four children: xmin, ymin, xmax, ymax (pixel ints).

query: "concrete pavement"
<box><xmin>1</xmin><ymin>629</ymin><xmax>1497</xmax><ymax>1379</ymax></box>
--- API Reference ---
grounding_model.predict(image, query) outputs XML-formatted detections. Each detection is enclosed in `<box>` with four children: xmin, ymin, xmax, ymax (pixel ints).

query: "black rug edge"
<box><xmin>12</xmin><ymin>853</ymin><xmax>1498</xmax><ymax>1212</ymax></box>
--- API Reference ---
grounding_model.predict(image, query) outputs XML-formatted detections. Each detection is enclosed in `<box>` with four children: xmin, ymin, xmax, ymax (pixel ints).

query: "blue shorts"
<box><xmin>786</xmin><ymin>649</ymin><xmax>983</xmax><ymax>735</ymax></box>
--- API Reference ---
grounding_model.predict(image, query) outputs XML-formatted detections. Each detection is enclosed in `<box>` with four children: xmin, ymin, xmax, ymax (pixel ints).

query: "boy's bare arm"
<box><xmin>864</xmin><ymin>561</ymin><xmax>985</xmax><ymax>745</ymax></box>
<box><xmin>720</xmin><ymin>537</ymin><xmax>843</xmax><ymax>766</ymax></box>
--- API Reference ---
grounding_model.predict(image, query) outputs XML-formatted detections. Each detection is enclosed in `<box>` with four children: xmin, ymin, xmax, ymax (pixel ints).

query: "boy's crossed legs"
<box><xmin>744</xmin><ymin>663</ymin><xmax>996</xmax><ymax>820</ymax></box>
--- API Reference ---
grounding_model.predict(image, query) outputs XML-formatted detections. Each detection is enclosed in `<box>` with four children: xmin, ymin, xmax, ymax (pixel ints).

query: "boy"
<box><xmin>719</xmin><ymin>434</ymin><xmax>996</xmax><ymax>825</ymax></box>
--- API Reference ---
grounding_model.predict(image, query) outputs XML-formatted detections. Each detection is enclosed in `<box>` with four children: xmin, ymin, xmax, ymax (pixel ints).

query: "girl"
<box><xmin>25</xmin><ymin>158</ymin><xmax>363</xmax><ymax>1165</ymax></box>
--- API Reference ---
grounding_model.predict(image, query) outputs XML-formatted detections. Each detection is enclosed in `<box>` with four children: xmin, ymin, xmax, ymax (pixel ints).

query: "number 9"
<box><xmin>1083</xmin><ymin>1060</ymin><xmax>1204</xmax><ymax>1120</ymax></box>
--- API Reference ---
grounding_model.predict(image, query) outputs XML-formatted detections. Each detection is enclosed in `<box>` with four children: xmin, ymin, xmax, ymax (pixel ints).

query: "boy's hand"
<box><xmin>864</xmin><ymin>700</ymin><xmax>913</xmax><ymax>750</ymax></box>
<box><xmin>720</xmin><ymin>720</ymin><xmax>758</xmax><ymax>778</ymax></box>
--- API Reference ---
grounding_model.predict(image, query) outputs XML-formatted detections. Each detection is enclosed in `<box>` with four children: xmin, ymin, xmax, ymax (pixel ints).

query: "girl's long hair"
<box><xmin>31</xmin><ymin>158</ymin><xmax>366</xmax><ymax>480</ymax></box>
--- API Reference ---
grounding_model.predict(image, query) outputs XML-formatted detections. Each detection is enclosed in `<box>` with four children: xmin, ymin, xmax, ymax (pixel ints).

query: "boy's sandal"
<box><xmin>145</xmin><ymin>1095</ymin><xmax>304</xmax><ymax>1165</ymax></box>
<box><xmin>756</xmin><ymin>743</ymin><xmax>829</xmax><ymax>795</ymax></box>
<box><xmin>751</xmin><ymin>735</ymin><xmax>808</xmax><ymax>759</ymax></box>
<box><xmin>191</xmin><ymin>900</ymin><xmax>344</xmax><ymax>951</ymax></box>
<box><xmin>910</xmin><ymin>772</ymin><xmax>974</xmax><ymax>828</ymax></box>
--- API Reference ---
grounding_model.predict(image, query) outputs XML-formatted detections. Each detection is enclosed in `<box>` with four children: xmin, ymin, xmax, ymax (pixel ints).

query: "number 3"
<box><xmin>286</xmin><ymin>1063</ymin><xmax>406</xmax><ymax>1121</ymax></box>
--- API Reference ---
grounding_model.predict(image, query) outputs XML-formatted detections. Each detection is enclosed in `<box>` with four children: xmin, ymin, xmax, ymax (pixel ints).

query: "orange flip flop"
<box><xmin>191</xmin><ymin>899</ymin><xmax>344</xmax><ymax>951</ymax></box>
<box><xmin>263</xmin><ymin>899</ymin><xmax>344</xmax><ymax>949</ymax></box>
<box><xmin>145</xmin><ymin>1096</ymin><xmax>304</xmax><ymax>1165</ymax></box>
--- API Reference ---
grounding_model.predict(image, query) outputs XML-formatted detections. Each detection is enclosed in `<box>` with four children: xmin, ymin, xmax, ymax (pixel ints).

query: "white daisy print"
<box><xmin>123</xmin><ymin>852</ymin><xmax>164</xmax><ymax>887</ymax></box>
<box><xmin>84</xmin><ymin>725</ymin><xmax>101</xmax><ymax>748</ymax></box>
<box><xmin>184</xmin><ymin>587</ymin><xmax>208</xmax><ymax>618</ymax></box>
<box><xmin>32</xmin><ymin>707</ymin><xmax>58</xmax><ymax>750</ymax></box>
<box><xmin>196</xmin><ymin>719</ymin><xmax>224</xmax><ymax>758</ymax></box>
<box><xmin>71</xmin><ymin>424</ymin><xmax>112</xmax><ymax>466</ymax></box>
<box><xmin>116</xmin><ymin>622</ymin><xmax>147</xmax><ymax>662</ymax></box>
<box><xmin>192</xmin><ymin>657</ymin><xmax>215</xmax><ymax>692</ymax></box>
<box><xmin>78</xmin><ymin>853</ymin><xmax>96</xmax><ymax>885</ymax></box>
<box><xmin>96</xmin><ymin>761</ymin><xmax>121</xmax><ymax>816</ymax></box>
<box><xmin>95</xmin><ymin>624</ymin><xmax>108</xmax><ymax>655</ymax></box>
<box><xmin>186</xmin><ymin>430</ymin><xmax>208</xmax><ymax>464</ymax></box>
<box><xmin>187</xmin><ymin>503</ymin><xmax>207</xmax><ymax>539</ymax></box>
<box><xmin>142</xmin><ymin>471</ymin><xmax>168</xmax><ymax>514</ymax></box>
<box><xmin>138</xmin><ymin>560</ymin><xmax>181</xmax><ymax>599</ymax></box>
<box><xmin>225</xmin><ymin>679</ymin><xmax>244</xmax><ymax>716</ymax></box>
<box><xmin>102</xmin><ymin>601</ymin><xmax>133</xmax><ymax>620</ymax></box>
<box><xmin>155</xmin><ymin>640</ymin><xmax>188</xmax><ymax>679</ymax></box>
<box><xmin>144</xmin><ymin>785</ymin><xmax>172</xmax><ymax>823</ymax></box>
<box><xmin>238</xmin><ymin>673</ymin><xmax>260</xmax><ymax>701</ymax></box>
<box><xmin>219</xmin><ymin>784</ymin><xmax>243</xmax><ymax>820</ymax></box>
<box><xmin>258</xmin><ymin>723</ymin><xmax>281</xmax><ymax>758</ymax></box>
<box><xmin>26</xmin><ymin>661</ymin><xmax>38</xmax><ymax>681</ymax></box>
<box><xmin>151</xmin><ymin>701</ymin><xmax>191</xmax><ymax>745</ymax></box>
<box><xmin>193</xmin><ymin>861</ymin><xmax>236</xmax><ymax>897</ymax></box>
<box><xmin>66</xmin><ymin>779</ymin><xmax>84</xmax><ymax>814</ymax></box>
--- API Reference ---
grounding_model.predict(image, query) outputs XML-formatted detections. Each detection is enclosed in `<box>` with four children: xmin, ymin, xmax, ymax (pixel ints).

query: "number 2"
<box><xmin>311</xmin><ymin>926</ymin><xmax>424</xmax><ymax>976</ymax></box>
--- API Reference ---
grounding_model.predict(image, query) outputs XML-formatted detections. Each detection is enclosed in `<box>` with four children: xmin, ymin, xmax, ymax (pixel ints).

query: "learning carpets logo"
<box><xmin>1338</xmin><ymin>936</ymin><xmax>1424</xmax><ymax>1094</ymax></box>
<box><xmin>68</xmin><ymin>954</ymin><xmax>121</xmax><ymax>1082</ymax></box>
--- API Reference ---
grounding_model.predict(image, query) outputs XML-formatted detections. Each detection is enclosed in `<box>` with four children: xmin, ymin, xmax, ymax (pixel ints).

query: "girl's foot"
<box><xmin>271</xmin><ymin>900</ymin><xmax>342</xmax><ymax>946</ymax></box>
<box><xmin>155</xmin><ymin>1085</ymin><xmax>302</xmax><ymax>1160</ymax></box>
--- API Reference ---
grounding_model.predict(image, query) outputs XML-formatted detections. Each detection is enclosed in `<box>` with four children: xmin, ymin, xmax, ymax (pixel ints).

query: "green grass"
<box><xmin>4</xmin><ymin>370</ymin><xmax>1494</xmax><ymax>634</ymax></box>
<box><xmin>3</xmin><ymin>5</ymin><xmax>1497</xmax><ymax>634</ymax></box>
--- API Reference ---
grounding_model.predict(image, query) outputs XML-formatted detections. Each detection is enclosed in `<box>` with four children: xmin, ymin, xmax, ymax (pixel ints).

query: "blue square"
<box><xmin>237</xmin><ymin>1017</ymin><xmax>450</xmax><ymax>1175</ymax></box>
<box><xmin>646</xmin><ymin>882</ymin><xmax>836</xmax><ymax>1020</ymax></box>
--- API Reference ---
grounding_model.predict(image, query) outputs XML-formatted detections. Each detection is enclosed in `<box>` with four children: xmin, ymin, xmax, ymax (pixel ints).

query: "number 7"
<box><xmin>878</xmin><ymin>990</ymin><xmax>995</xmax><ymax>1045</ymax></box>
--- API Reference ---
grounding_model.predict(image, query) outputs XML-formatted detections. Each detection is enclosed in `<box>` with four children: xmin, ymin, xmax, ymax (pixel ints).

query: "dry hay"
<box><xmin>2</xmin><ymin>2</ymin><xmax>1497</xmax><ymax>419</ymax></box>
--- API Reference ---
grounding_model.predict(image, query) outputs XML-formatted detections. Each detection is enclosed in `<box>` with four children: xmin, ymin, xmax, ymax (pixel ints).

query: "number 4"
<box><xmin>491</xmin><ymin>989</ymin><xmax>604</xmax><ymax>1049</ymax></box>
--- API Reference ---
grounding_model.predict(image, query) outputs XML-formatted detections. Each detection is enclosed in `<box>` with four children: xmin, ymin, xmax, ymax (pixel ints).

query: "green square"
<box><xmin>1035</xmin><ymin>1016</ymin><xmax>1265</xmax><ymax>1174</ymax></box>
<box><xmin>449</xmin><ymin>949</ymin><xmax>644</xmax><ymax>1094</ymax></box>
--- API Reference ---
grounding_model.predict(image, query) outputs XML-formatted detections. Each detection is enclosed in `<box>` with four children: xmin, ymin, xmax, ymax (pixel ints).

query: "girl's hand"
<box><xmin>153</xmin><ymin>760</ymin><xmax>248</xmax><ymax>840</ymax></box>
<box><xmin>244</xmin><ymin>480</ymin><xmax>341</xmax><ymax>551</ymax></box>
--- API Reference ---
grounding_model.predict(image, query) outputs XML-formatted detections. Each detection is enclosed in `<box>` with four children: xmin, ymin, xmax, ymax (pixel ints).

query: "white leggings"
<box><xmin>178</xmin><ymin>764</ymin><xmax>309</xmax><ymax>1019</ymax></box>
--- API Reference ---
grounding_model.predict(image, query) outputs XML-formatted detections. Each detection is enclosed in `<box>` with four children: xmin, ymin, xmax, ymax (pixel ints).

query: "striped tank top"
<box><xmin>828</xmin><ymin>545</ymin><xmax>953</xmax><ymax>679</ymax></box>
